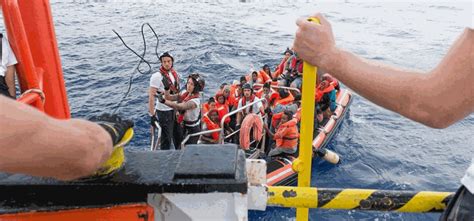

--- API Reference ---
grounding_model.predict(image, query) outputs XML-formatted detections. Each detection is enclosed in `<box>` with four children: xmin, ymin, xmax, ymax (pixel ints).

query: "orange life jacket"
<box><xmin>202</xmin><ymin>115</ymin><xmax>220</xmax><ymax>140</ymax></box>
<box><xmin>259</xmin><ymin>70</ymin><xmax>271</xmax><ymax>83</ymax></box>
<box><xmin>326</xmin><ymin>76</ymin><xmax>339</xmax><ymax>89</ymax></box>
<box><xmin>271</xmin><ymin>112</ymin><xmax>283</xmax><ymax>128</ymax></box>
<box><xmin>294</xmin><ymin>108</ymin><xmax>302</xmax><ymax>122</ymax></box>
<box><xmin>274</xmin><ymin>119</ymin><xmax>299</xmax><ymax>148</ymax></box>
<box><xmin>202</xmin><ymin>103</ymin><xmax>211</xmax><ymax>116</ymax></box>
<box><xmin>273</xmin><ymin>57</ymin><xmax>288</xmax><ymax>79</ymax></box>
<box><xmin>275</xmin><ymin>92</ymin><xmax>294</xmax><ymax>106</ymax></box>
<box><xmin>315</xmin><ymin>83</ymin><xmax>335</xmax><ymax>102</ymax></box>
<box><xmin>216</xmin><ymin>102</ymin><xmax>230</xmax><ymax>124</ymax></box>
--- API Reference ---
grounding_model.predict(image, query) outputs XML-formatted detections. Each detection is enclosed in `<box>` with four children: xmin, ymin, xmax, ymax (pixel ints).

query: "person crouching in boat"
<box><xmin>200</xmin><ymin>109</ymin><xmax>221</xmax><ymax>144</ymax></box>
<box><xmin>322</xmin><ymin>73</ymin><xmax>340</xmax><ymax>91</ymax></box>
<box><xmin>236</xmin><ymin>83</ymin><xmax>265</xmax><ymax>129</ymax></box>
<box><xmin>316</xmin><ymin>80</ymin><xmax>337</xmax><ymax>120</ymax></box>
<box><xmin>157</xmin><ymin>73</ymin><xmax>204</xmax><ymax>146</ymax></box>
<box><xmin>263</xmin><ymin>110</ymin><xmax>299</xmax><ymax>157</ymax></box>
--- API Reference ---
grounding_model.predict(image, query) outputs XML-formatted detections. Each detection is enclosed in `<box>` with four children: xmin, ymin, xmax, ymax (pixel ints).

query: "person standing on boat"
<box><xmin>0</xmin><ymin>33</ymin><xmax>17</xmax><ymax>98</ymax></box>
<box><xmin>294</xmin><ymin>13</ymin><xmax>473</xmax><ymax>221</ymax></box>
<box><xmin>157</xmin><ymin>73</ymin><xmax>204</xmax><ymax>146</ymax></box>
<box><xmin>236</xmin><ymin>83</ymin><xmax>264</xmax><ymax>128</ymax></box>
<box><xmin>149</xmin><ymin>52</ymin><xmax>180</xmax><ymax>150</ymax></box>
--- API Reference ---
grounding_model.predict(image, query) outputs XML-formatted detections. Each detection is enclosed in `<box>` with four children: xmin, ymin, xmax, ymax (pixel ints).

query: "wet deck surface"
<box><xmin>0</xmin><ymin>144</ymin><xmax>247</xmax><ymax>213</ymax></box>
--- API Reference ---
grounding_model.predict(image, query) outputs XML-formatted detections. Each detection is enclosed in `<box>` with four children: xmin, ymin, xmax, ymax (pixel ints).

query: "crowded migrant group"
<box><xmin>148</xmin><ymin>48</ymin><xmax>340</xmax><ymax>157</ymax></box>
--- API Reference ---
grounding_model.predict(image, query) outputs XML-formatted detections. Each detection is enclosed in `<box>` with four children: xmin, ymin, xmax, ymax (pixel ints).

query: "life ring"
<box><xmin>239</xmin><ymin>113</ymin><xmax>263</xmax><ymax>150</ymax></box>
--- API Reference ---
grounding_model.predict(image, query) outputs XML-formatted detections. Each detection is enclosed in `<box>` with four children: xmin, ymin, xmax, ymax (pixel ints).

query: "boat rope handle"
<box><xmin>19</xmin><ymin>88</ymin><xmax>45</xmax><ymax>104</ymax></box>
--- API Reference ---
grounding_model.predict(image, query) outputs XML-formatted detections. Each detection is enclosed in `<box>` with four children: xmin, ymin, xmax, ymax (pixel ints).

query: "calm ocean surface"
<box><xmin>2</xmin><ymin>0</ymin><xmax>473</xmax><ymax>220</ymax></box>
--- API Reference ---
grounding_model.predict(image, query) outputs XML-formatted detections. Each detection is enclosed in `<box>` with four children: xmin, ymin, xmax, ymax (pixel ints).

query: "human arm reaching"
<box><xmin>293</xmin><ymin>13</ymin><xmax>474</xmax><ymax>128</ymax></box>
<box><xmin>0</xmin><ymin>96</ymin><xmax>132</xmax><ymax>180</ymax></box>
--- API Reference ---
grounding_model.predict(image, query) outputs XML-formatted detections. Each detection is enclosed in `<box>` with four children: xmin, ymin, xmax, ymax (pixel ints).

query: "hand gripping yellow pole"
<box><xmin>291</xmin><ymin>17</ymin><xmax>320</xmax><ymax>221</ymax></box>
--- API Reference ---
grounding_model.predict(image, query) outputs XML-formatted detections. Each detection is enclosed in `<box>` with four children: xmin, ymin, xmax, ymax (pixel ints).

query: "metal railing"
<box><xmin>252</xmin><ymin>83</ymin><xmax>301</xmax><ymax>94</ymax></box>
<box><xmin>180</xmin><ymin>128</ymin><xmax>222</xmax><ymax>149</ymax></box>
<box><xmin>150</xmin><ymin>121</ymin><xmax>162</xmax><ymax>151</ymax></box>
<box><xmin>218</xmin><ymin>98</ymin><xmax>265</xmax><ymax>144</ymax></box>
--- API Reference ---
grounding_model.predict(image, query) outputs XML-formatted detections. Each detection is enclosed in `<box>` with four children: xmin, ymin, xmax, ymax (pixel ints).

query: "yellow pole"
<box><xmin>291</xmin><ymin>17</ymin><xmax>320</xmax><ymax>221</ymax></box>
<box><xmin>267</xmin><ymin>186</ymin><xmax>454</xmax><ymax>213</ymax></box>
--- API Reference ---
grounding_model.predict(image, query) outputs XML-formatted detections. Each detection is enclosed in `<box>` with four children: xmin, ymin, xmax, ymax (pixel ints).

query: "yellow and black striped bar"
<box><xmin>267</xmin><ymin>186</ymin><xmax>454</xmax><ymax>213</ymax></box>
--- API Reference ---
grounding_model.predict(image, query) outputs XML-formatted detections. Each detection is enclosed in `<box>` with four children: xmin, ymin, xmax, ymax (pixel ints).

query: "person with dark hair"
<box><xmin>259</xmin><ymin>64</ymin><xmax>272</xmax><ymax>83</ymax></box>
<box><xmin>0</xmin><ymin>33</ymin><xmax>17</xmax><ymax>98</ymax></box>
<box><xmin>149</xmin><ymin>51</ymin><xmax>180</xmax><ymax>150</ymax></box>
<box><xmin>248</xmin><ymin>71</ymin><xmax>261</xmax><ymax>88</ymax></box>
<box><xmin>256</xmin><ymin>82</ymin><xmax>279</xmax><ymax>109</ymax></box>
<box><xmin>236</xmin><ymin>83</ymin><xmax>264</xmax><ymax>127</ymax></box>
<box><xmin>202</xmin><ymin>97</ymin><xmax>216</xmax><ymax>116</ymax></box>
<box><xmin>157</xmin><ymin>73</ymin><xmax>204</xmax><ymax>146</ymax></box>
<box><xmin>275</xmin><ymin>88</ymin><xmax>295</xmax><ymax>107</ymax></box>
<box><xmin>322</xmin><ymin>73</ymin><xmax>340</xmax><ymax>91</ymax></box>
<box><xmin>239</xmin><ymin>75</ymin><xmax>247</xmax><ymax>86</ymax></box>
<box><xmin>200</xmin><ymin>109</ymin><xmax>221</xmax><ymax>144</ymax></box>
<box><xmin>273</xmin><ymin>48</ymin><xmax>293</xmax><ymax>79</ymax></box>
<box><xmin>219</xmin><ymin>82</ymin><xmax>228</xmax><ymax>90</ymax></box>
<box><xmin>316</xmin><ymin>80</ymin><xmax>337</xmax><ymax>118</ymax></box>
<box><xmin>294</xmin><ymin>13</ymin><xmax>473</xmax><ymax>220</ymax></box>
<box><xmin>264</xmin><ymin>110</ymin><xmax>299</xmax><ymax>157</ymax></box>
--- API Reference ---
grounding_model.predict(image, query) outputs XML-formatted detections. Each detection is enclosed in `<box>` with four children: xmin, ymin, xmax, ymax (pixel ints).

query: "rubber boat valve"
<box><xmin>316</xmin><ymin>148</ymin><xmax>341</xmax><ymax>164</ymax></box>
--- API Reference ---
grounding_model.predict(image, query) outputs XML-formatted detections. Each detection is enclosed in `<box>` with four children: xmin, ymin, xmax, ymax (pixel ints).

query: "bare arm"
<box><xmin>164</xmin><ymin>99</ymin><xmax>197</xmax><ymax>111</ymax></box>
<box><xmin>164</xmin><ymin>90</ymin><xmax>180</xmax><ymax>101</ymax></box>
<box><xmin>5</xmin><ymin>66</ymin><xmax>16</xmax><ymax>97</ymax></box>
<box><xmin>0</xmin><ymin>97</ymin><xmax>113</xmax><ymax>180</ymax></box>
<box><xmin>294</xmin><ymin>14</ymin><xmax>474</xmax><ymax>128</ymax></box>
<box><xmin>148</xmin><ymin>87</ymin><xmax>157</xmax><ymax>115</ymax></box>
<box><xmin>236</xmin><ymin>111</ymin><xmax>242</xmax><ymax>126</ymax></box>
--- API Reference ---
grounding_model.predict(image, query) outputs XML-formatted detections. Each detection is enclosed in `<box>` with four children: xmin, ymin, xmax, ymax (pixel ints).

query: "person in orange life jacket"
<box><xmin>215</xmin><ymin>92</ymin><xmax>230</xmax><ymax>124</ymax></box>
<box><xmin>293</xmin><ymin>94</ymin><xmax>302</xmax><ymax>122</ymax></box>
<box><xmin>215</xmin><ymin>92</ymin><xmax>234</xmax><ymax>139</ymax></box>
<box><xmin>257</xmin><ymin>82</ymin><xmax>279</xmax><ymax>110</ymax></box>
<box><xmin>236</xmin><ymin>83</ymin><xmax>264</xmax><ymax>128</ymax></box>
<box><xmin>200</xmin><ymin>109</ymin><xmax>221</xmax><ymax>144</ymax></box>
<box><xmin>275</xmin><ymin>89</ymin><xmax>295</xmax><ymax>107</ymax></box>
<box><xmin>322</xmin><ymin>73</ymin><xmax>340</xmax><ymax>91</ymax></box>
<box><xmin>316</xmin><ymin>80</ymin><xmax>337</xmax><ymax>119</ymax></box>
<box><xmin>202</xmin><ymin>97</ymin><xmax>216</xmax><ymax>116</ymax></box>
<box><xmin>219</xmin><ymin>82</ymin><xmax>228</xmax><ymax>91</ymax></box>
<box><xmin>259</xmin><ymin>64</ymin><xmax>272</xmax><ymax>83</ymax></box>
<box><xmin>288</xmin><ymin>55</ymin><xmax>304</xmax><ymax>91</ymax></box>
<box><xmin>149</xmin><ymin>52</ymin><xmax>180</xmax><ymax>150</ymax></box>
<box><xmin>263</xmin><ymin>110</ymin><xmax>299</xmax><ymax>157</ymax></box>
<box><xmin>158</xmin><ymin>73</ymin><xmax>204</xmax><ymax>146</ymax></box>
<box><xmin>0</xmin><ymin>33</ymin><xmax>17</xmax><ymax>98</ymax></box>
<box><xmin>229</xmin><ymin>83</ymin><xmax>243</xmax><ymax>110</ymax></box>
<box><xmin>280</xmin><ymin>53</ymin><xmax>303</xmax><ymax>88</ymax></box>
<box><xmin>272</xmin><ymin>47</ymin><xmax>293</xmax><ymax>79</ymax></box>
<box><xmin>248</xmin><ymin>71</ymin><xmax>262</xmax><ymax>89</ymax></box>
